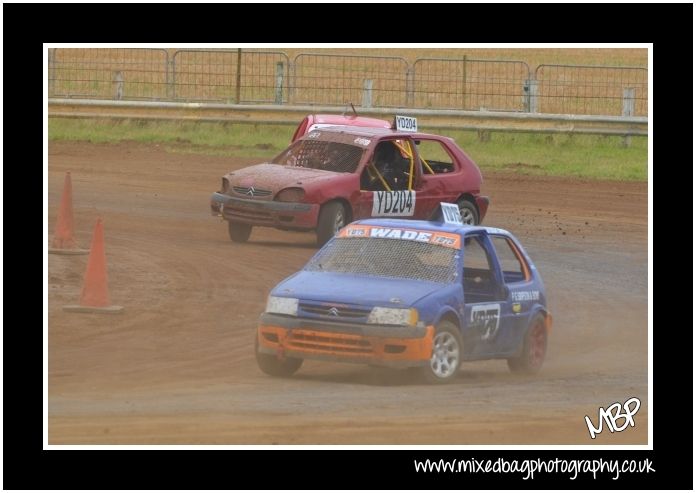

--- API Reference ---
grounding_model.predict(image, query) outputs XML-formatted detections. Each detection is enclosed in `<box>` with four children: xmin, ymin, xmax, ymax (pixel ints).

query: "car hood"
<box><xmin>227</xmin><ymin>163</ymin><xmax>339</xmax><ymax>191</ymax></box>
<box><xmin>272</xmin><ymin>271</ymin><xmax>447</xmax><ymax>308</ymax></box>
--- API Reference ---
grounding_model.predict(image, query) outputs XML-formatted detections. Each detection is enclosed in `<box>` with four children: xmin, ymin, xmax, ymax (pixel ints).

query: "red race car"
<box><xmin>211</xmin><ymin>118</ymin><xmax>489</xmax><ymax>246</ymax></box>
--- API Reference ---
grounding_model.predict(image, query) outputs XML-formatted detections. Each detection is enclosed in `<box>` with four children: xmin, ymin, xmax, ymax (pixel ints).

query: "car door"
<box><xmin>354</xmin><ymin>137</ymin><xmax>421</xmax><ymax>219</ymax></box>
<box><xmin>489</xmin><ymin>234</ymin><xmax>537</xmax><ymax>353</ymax></box>
<box><xmin>411</xmin><ymin>138</ymin><xmax>463</xmax><ymax>218</ymax></box>
<box><xmin>460</xmin><ymin>232</ymin><xmax>517</xmax><ymax>357</ymax></box>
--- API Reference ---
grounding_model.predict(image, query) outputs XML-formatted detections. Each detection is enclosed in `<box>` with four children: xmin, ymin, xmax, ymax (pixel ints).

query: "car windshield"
<box><xmin>271</xmin><ymin>140</ymin><xmax>364</xmax><ymax>173</ymax></box>
<box><xmin>305</xmin><ymin>237</ymin><xmax>458</xmax><ymax>284</ymax></box>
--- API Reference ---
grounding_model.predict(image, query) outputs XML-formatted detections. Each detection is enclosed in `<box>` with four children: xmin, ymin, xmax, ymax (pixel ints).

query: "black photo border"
<box><xmin>8</xmin><ymin>1</ymin><xmax>692</xmax><ymax>490</ymax></box>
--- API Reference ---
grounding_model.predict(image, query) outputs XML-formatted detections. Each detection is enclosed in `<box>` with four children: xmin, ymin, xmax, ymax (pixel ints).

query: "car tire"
<box><xmin>507</xmin><ymin>313</ymin><xmax>547</xmax><ymax>374</ymax></box>
<box><xmin>457</xmin><ymin>199</ymin><xmax>479</xmax><ymax>225</ymax></box>
<box><xmin>316</xmin><ymin>201</ymin><xmax>346</xmax><ymax>246</ymax></box>
<box><xmin>421</xmin><ymin>321</ymin><xmax>463</xmax><ymax>384</ymax></box>
<box><xmin>255</xmin><ymin>334</ymin><xmax>303</xmax><ymax>377</ymax></box>
<box><xmin>228</xmin><ymin>221</ymin><xmax>252</xmax><ymax>243</ymax></box>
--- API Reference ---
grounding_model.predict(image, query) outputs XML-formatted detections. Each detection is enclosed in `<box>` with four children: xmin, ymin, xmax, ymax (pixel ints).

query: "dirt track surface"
<box><xmin>48</xmin><ymin>142</ymin><xmax>649</xmax><ymax>445</ymax></box>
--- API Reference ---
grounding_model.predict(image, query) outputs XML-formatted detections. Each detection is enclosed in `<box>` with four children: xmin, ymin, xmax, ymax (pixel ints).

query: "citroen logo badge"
<box><xmin>328</xmin><ymin>307</ymin><xmax>339</xmax><ymax>317</ymax></box>
<box><xmin>246</xmin><ymin>186</ymin><xmax>256</xmax><ymax>197</ymax></box>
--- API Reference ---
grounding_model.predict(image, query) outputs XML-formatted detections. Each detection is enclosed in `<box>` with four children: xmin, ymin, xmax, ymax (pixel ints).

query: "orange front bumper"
<box><xmin>258</xmin><ymin>324</ymin><xmax>435</xmax><ymax>368</ymax></box>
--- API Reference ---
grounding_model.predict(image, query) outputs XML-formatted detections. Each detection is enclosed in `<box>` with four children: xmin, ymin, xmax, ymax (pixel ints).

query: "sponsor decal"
<box><xmin>511</xmin><ymin>290</ymin><xmax>540</xmax><ymax>301</ymax></box>
<box><xmin>308</xmin><ymin>124</ymin><xmax>341</xmax><ymax>131</ymax></box>
<box><xmin>430</xmin><ymin>235</ymin><xmax>458</xmax><ymax>247</ymax></box>
<box><xmin>370</xmin><ymin>228</ymin><xmax>431</xmax><ymax>241</ymax></box>
<box><xmin>372</xmin><ymin>191</ymin><xmax>416</xmax><ymax>217</ymax></box>
<box><xmin>339</xmin><ymin>226</ymin><xmax>461</xmax><ymax>249</ymax></box>
<box><xmin>307</xmin><ymin>132</ymin><xmax>321</xmax><ymax>138</ymax></box>
<box><xmin>470</xmin><ymin>303</ymin><xmax>501</xmax><ymax>341</ymax></box>
<box><xmin>344</xmin><ymin>226</ymin><xmax>367</xmax><ymax>237</ymax></box>
<box><xmin>353</xmin><ymin>137</ymin><xmax>371</xmax><ymax>146</ymax></box>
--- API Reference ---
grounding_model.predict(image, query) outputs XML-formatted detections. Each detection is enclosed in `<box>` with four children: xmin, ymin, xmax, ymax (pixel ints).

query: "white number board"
<box><xmin>471</xmin><ymin>303</ymin><xmax>501</xmax><ymax>341</ymax></box>
<box><xmin>394</xmin><ymin>115</ymin><xmax>418</xmax><ymax>132</ymax></box>
<box><xmin>372</xmin><ymin>191</ymin><xmax>416</xmax><ymax>217</ymax></box>
<box><xmin>440</xmin><ymin>202</ymin><xmax>462</xmax><ymax>224</ymax></box>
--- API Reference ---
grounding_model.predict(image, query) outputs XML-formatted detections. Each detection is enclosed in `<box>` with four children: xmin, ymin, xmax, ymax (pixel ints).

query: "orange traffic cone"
<box><xmin>49</xmin><ymin>171</ymin><xmax>89</xmax><ymax>255</ymax></box>
<box><xmin>63</xmin><ymin>217</ymin><xmax>124</xmax><ymax>314</ymax></box>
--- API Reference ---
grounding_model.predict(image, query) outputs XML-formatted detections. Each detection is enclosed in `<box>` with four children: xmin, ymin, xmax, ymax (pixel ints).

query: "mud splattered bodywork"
<box><xmin>211</xmin><ymin>127</ymin><xmax>489</xmax><ymax>245</ymax></box>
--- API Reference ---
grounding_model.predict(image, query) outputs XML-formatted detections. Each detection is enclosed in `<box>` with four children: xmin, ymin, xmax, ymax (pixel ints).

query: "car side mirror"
<box><xmin>500</xmin><ymin>285</ymin><xmax>510</xmax><ymax>299</ymax></box>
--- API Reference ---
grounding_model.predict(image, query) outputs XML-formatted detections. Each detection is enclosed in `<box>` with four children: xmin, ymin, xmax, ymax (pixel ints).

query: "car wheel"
<box><xmin>421</xmin><ymin>321</ymin><xmax>462</xmax><ymax>384</ymax></box>
<box><xmin>255</xmin><ymin>334</ymin><xmax>303</xmax><ymax>377</ymax></box>
<box><xmin>507</xmin><ymin>313</ymin><xmax>547</xmax><ymax>374</ymax></box>
<box><xmin>228</xmin><ymin>221</ymin><xmax>252</xmax><ymax>243</ymax></box>
<box><xmin>316</xmin><ymin>201</ymin><xmax>346</xmax><ymax>246</ymax></box>
<box><xmin>457</xmin><ymin>199</ymin><xmax>479</xmax><ymax>226</ymax></box>
<box><xmin>457</xmin><ymin>199</ymin><xmax>479</xmax><ymax>225</ymax></box>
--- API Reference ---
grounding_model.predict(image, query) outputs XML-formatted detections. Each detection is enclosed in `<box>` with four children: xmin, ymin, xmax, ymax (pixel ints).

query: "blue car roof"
<box><xmin>351</xmin><ymin>218</ymin><xmax>509</xmax><ymax>237</ymax></box>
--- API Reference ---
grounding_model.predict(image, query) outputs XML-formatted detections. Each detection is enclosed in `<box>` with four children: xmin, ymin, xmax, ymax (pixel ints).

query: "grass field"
<box><xmin>48</xmin><ymin>118</ymin><xmax>647</xmax><ymax>181</ymax></box>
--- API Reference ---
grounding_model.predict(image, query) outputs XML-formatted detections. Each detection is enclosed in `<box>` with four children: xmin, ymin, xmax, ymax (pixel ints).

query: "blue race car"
<box><xmin>256</xmin><ymin>211</ymin><xmax>551</xmax><ymax>383</ymax></box>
